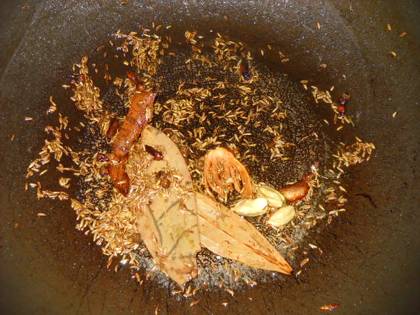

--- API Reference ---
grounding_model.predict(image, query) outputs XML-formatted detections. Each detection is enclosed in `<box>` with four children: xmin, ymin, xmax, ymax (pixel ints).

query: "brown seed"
<box><xmin>300</xmin><ymin>257</ymin><xmax>310</xmax><ymax>267</ymax></box>
<box><xmin>189</xmin><ymin>300</ymin><xmax>200</xmax><ymax>307</ymax></box>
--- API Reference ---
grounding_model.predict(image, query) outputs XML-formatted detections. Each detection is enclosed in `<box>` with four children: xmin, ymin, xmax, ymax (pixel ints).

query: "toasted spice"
<box><xmin>25</xmin><ymin>26</ymin><xmax>375</xmax><ymax>294</ymax></box>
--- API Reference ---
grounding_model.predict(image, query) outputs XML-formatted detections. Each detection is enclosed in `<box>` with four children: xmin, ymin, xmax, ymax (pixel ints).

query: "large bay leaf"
<box><xmin>134</xmin><ymin>126</ymin><xmax>291</xmax><ymax>284</ymax></box>
<box><xmin>196</xmin><ymin>193</ymin><xmax>292</xmax><ymax>275</ymax></box>
<box><xmin>135</xmin><ymin>126</ymin><xmax>200</xmax><ymax>286</ymax></box>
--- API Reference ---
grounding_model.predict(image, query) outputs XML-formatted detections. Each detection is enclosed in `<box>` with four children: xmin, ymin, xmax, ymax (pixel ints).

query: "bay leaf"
<box><xmin>196</xmin><ymin>193</ymin><xmax>292</xmax><ymax>275</ymax></box>
<box><xmin>135</xmin><ymin>126</ymin><xmax>201</xmax><ymax>287</ymax></box>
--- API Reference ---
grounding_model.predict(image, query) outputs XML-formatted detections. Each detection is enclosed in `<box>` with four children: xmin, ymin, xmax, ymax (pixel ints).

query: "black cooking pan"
<box><xmin>0</xmin><ymin>0</ymin><xmax>419</xmax><ymax>314</ymax></box>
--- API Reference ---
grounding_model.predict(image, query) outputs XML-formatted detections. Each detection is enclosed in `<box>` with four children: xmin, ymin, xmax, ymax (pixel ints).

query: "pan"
<box><xmin>0</xmin><ymin>0</ymin><xmax>419</xmax><ymax>314</ymax></box>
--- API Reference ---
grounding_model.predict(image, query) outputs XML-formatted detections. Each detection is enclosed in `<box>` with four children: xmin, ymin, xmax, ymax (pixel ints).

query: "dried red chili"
<box><xmin>338</xmin><ymin>92</ymin><xmax>350</xmax><ymax>116</ymax></box>
<box><xmin>106</xmin><ymin>118</ymin><xmax>120</xmax><ymax>140</ymax></box>
<box><xmin>127</xmin><ymin>71</ymin><xmax>138</xmax><ymax>83</ymax></box>
<box><xmin>145</xmin><ymin>144</ymin><xmax>164</xmax><ymax>160</ymax></box>
<box><xmin>320</xmin><ymin>303</ymin><xmax>340</xmax><ymax>312</ymax></box>
<box><xmin>239</xmin><ymin>59</ymin><xmax>252</xmax><ymax>81</ymax></box>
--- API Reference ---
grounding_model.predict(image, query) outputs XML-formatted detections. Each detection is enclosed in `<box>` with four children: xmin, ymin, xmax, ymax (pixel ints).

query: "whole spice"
<box><xmin>106</xmin><ymin>118</ymin><xmax>120</xmax><ymax>140</ymax></box>
<box><xmin>239</xmin><ymin>59</ymin><xmax>252</xmax><ymax>81</ymax></box>
<box><xmin>197</xmin><ymin>193</ymin><xmax>292</xmax><ymax>274</ymax></box>
<box><xmin>107</xmin><ymin>82</ymin><xmax>156</xmax><ymax>195</ymax></box>
<box><xmin>256</xmin><ymin>183</ymin><xmax>285</xmax><ymax>208</ymax></box>
<box><xmin>337</xmin><ymin>92</ymin><xmax>350</xmax><ymax>116</ymax></box>
<box><xmin>135</xmin><ymin>126</ymin><xmax>201</xmax><ymax>287</ymax></box>
<box><xmin>145</xmin><ymin>144</ymin><xmax>164</xmax><ymax>160</ymax></box>
<box><xmin>320</xmin><ymin>304</ymin><xmax>340</xmax><ymax>312</ymax></box>
<box><xmin>204</xmin><ymin>147</ymin><xmax>253</xmax><ymax>199</ymax></box>
<box><xmin>279</xmin><ymin>174</ymin><xmax>313</xmax><ymax>202</ymax></box>
<box><xmin>231</xmin><ymin>198</ymin><xmax>268</xmax><ymax>217</ymax></box>
<box><xmin>267</xmin><ymin>205</ymin><xmax>296</xmax><ymax>227</ymax></box>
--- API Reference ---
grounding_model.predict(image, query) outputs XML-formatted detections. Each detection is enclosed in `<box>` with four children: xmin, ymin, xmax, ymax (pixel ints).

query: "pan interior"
<box><xmin>0</xmin><ymin>9</ymin><xmax>363</xmax><ymax>313</ymax></box>
<box><xmin>38</xmin><ymin>29</ymin><xmax>350</xmax><ymax>292</ymax></box>
<box><xmin>1</xmin><ymin>0</ymin><xmax>418</xmax><ymax>314</ymax></box>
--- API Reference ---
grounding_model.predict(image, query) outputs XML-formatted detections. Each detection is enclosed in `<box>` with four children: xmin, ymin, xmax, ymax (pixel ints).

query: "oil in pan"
<box><xmin>25</xmin><ymin>26</ymin><xmax>375</xmax><ymax>295</ymax></box>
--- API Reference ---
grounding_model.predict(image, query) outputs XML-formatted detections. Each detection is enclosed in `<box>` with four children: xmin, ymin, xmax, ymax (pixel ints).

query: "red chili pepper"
<box><xmin>339</xmin><ymin>92</ymin><xmax>351</xmax><ymax>105</ymax></box>
<box><xmin>320</xmin><ymin>303</ymin><xmax>340</xmax><ymax>312</ymax></box>
<box><xmin>239</xmin><ymin>59</ymin><xmax>252</xmax><ymax>81</ymax></box>
<box><xmin>145</xmin><ymin>145</ymin><xmax>164</xmax><ymax>160</ymax></box>
<box><xmin>127</xmin><ymin>71</ymin><xmax>138</xmax><ymax>83</ymax></box>
<box><xmin>106</xmin><ymin>118</ymin><xmax>120</xmax><ymax>140</ymax></box>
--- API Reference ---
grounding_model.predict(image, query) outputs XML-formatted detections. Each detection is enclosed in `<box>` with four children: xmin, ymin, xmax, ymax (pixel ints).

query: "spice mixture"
<box><xmin>25</xmin><ymin>25</ymin><xmax>375</xmax><ymax>296</ymax></box>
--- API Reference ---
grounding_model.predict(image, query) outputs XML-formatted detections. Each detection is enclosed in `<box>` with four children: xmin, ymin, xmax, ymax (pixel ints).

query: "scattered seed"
<box><xmin>338</xmin><ymin>186</ymin><xmax>347</xmax><ymax>192</ymax></box>
<box><xmin>47</xmin><ymin>96</ymin><xmax>57</xmax><ymax>114</ymax></box>
<box><xmin>59</xmin><ymin>177</ymin><xmax>71</xmax><ymax>189</ymax></box>
<box><xmin>300</xmin><ymin>257</ymin><xmax>310</xmax><ymax>267</ymax></box>
<box><xmin>190</xmin><ymin>300</ymin><xmax>200</xmax><ymax>307</ymax></box>
<box><xmin>308</xmin><ymin>243</ymin><xmax>318</xmax><ymax>249</ymax></box>
<box><xmin>232</xmin><ymin>198</ymin><xmax>268</xmax><ymax>217</ymax></box>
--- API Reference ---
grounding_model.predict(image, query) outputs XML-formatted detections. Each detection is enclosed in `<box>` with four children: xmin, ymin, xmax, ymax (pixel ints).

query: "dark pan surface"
<box><xmin>0</xmin><ymin>1</ymin><xmax>419</xmax><ymax>314</ymax></box>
